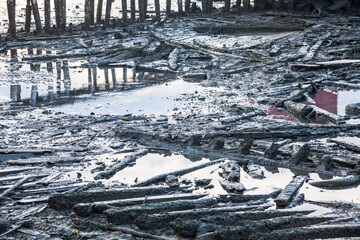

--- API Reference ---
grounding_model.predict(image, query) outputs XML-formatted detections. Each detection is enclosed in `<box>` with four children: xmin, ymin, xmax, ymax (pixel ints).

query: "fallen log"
<box><xmin>284</xmin><ymin>101</ymin><xmax>315</xmax><ymax>120</ymax></box>
<box><xmin>88</xmin><ymin>221</ymin><xmax>171</xmax><ymax>240</ymax></box>
<box><xmin>215</xmin><ymin>215</ymin><xmax>333</xmax><ymax>240</ymax></box>
<box><xmin>135</xmin><ymin>204</ymin><xmax>271</xmax><ymax>230</ymax></box>
<box><xmin>0</xmin><ymin>149</ymin><xmax>53</xmax><ymax>154</ymax></box>
<box><xmin>328</xmin><ymin>139</ymin><xmax>360</xmax><ymax>153</ymax></box>
<box><xmin>309</xmin><ymin>175</ymin><xmax>360</xmax><ymax>189</ymax></box>
<box><xmin>0</xmin><ymin>176</ymin><xmax>31</xmax><ymax>201</ymax></box>
<box><xmin>105</xmin><ymin>198</ymin><xmax>217</xmax><ymax>224</ymax></box>
<box><xmin>249</xmin><ymin>224</ymin><xmax>360</xmax><ymax>239</ymax></box>
<box><xmin>275</xmin><ymin>176</ymin><xmax>307</xmax><ymax>207</ymax></box>
<box><xmin>94</xmin><ymin>149</ymin><xmax>149</xmax><ymax>180</ymax></box>
<box><xmin>73</xmin><ymin>193</ymin><xmax>208</xmax><ymax>217</ymax></box>
<box><xmin>226</xmin><ymin>189</ymin><xmax>282</xmax><ymax>202</ymax></box>
<box><xmin>245</xmin><ymin>162</ymin><xmax>265</xmax><ymax>179</ymax></box>
<box><xmin>48</xmin><ymin>185</ymin><xmax>188</xmax><ymax>210</ymax></box>
<box><xmin>170</xmin><ymin>209</ymin><xmax>315</xmax><ymax>237</ymax></box>
<box><xmin>133</xmin><ymin>158</ymin><xmax>224</xmax><ymax>187</ymax></box>
<box><xmin>309</xmin><ymin>105</ymin><xmax>345</xmax><ymax>124</ymax></box>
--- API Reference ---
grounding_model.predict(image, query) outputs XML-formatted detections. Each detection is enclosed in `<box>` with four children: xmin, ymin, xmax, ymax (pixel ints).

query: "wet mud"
<box><xmin>0</xmin><ymin>2</ymin><xmax>360</xmax><ymax>239</ymax></box>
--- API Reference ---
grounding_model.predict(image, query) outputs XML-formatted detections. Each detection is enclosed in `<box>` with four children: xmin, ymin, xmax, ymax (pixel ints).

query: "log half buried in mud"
<box><xmin>133</xmin><ymin>158</ymin><xmax>224</xmax><ymax>187</ymax></box>
<box><xmin>169</xmin><ymin>210</ymin><xmax>315</xmax><ymax>237</ymax></box>
<box><xmin>214</xmin><ymin>215</ymin><xmax>334</xmax><ymax>240</ymax></box>
<box><xmin>284</xmin><ymin>101</ymin><xmax>315</xmax><ymax>120</ymax></box>
<box><xmin>94</xmin><ymin>149</ymin><xmax>149</xmax><ymax>180</ymax></box>
<box><xmin>88</xmin><ymin>221</ymin><xmax>171</xmax><ymax>240</ymax></box>
<box><xmin>309</xmin><ymin>105</ymin><xmax>345</xmax><ymax>125</ymax></box>
<box><xmin>48</xmin><ymin>186</ymin><xmax>188</xmax><ymax>210</ymax></box>
<box><xmin>275</xmin><ymin>176</ymin><xmax>307</xmax><ymax>207</ymax></box>
<box><xmin>193</xmin><ymin>23</ymin><xmax>304</xmax><ymax>34</ymax></box>
<box><xmin>249</xmin><ymin>224</ymin><xmax>360</xmax><ymax>240</ymax></box>
<box><xmin>73</xmin><ymin>193</ymin><xmax>208</xmax><ymax>217</ymax></box>
<box><xmin>104</xmin><ymin>198</ymin><xmax>218</xmax><ymax>224</ymax></box>
<box><xmin>328</xmin><ymin>138</ymin><xmax>360</xmax><ymax>153</ymax></box>
<box><xmin>135</xmin><ymin>204</ymin><xmax>271</xmax><ymax>230</ymax></box>
<box><xmin>226</xmin><ymin>189</ymin><xmax>282</xmax><ymax>203</ymax></box>
<box><xmin>309</xmin><ymin>175</ymin><xmax>360</xmax><ymax>189</ymax></box>
<box><xmin>289</xmin><ymin>144</ymin><xmax>310</xmax><ymax>165</ymax></box>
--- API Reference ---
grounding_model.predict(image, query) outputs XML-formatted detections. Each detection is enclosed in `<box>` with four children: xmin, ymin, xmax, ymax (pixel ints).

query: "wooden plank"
<box><xmin>275</xmin><ymin>176</ymin><xmax>307</xmax><ymax>207</ymax></box>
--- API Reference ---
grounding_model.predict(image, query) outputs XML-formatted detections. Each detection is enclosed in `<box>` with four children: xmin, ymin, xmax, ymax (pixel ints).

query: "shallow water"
<box><xmin>91</xmin><ymin>153</ymin><xmax>360</xmax><ymax>204</ymax></box>
<box><xmin>52</xmin><ymin>78</ymin><xmax>219</xmax><ymax>116</ymax></box>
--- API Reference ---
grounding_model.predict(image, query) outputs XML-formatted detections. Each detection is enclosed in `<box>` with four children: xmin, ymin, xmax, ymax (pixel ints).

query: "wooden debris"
<box><xmin>0</xmin><ymin>176</ymin><xmax>31</xmax><ymax>201</ymax></box>
<box><xmin>309</xmin><ymin>105</ymin><xmax>345</xmax><ymax>124</ymax></box>
<box><xmin>0</xmin><ymin>149</ymin><xmax>53</xmax><ymax>154</ymax></box>
<box><xmin>170</xmin><ymin>210</ymin><xmax>315</xmax><ymax>237</ymax></box>
<box><xmin>215</xmin><ymin>215</ymin><xmax>333</xmax><ymax>240</ymax></box>
<box><xmin>303</xmin><ymin>33</ymin><xmax>330</xmax><ymax>62</ymax></box>
<box><xmin>309</xmin><ymin>175</ymin><xmax>360</xmax><ymax>189</ymax></box>
<box><xmin>89</xmin><ymin>221</ymin><xmax>171</xmax><ymax>240</ymax></box>
<box><xmin>249</xmin><ymin>224</ymin><xmax>360</xmax><ymax>239</ymax></box>
<box><xmin>0</xmin><ymin>168</ymin><xmax>37</xmax><ymax>177</ymax></box>
<box><xmin>95</xmin><ymin>149</ymin><xmax>149</xmax><ymax>180</ymax></box>
<box><xmin>73</xmin><ymin>193</ymin><xmax>208</xmax><ymax>217</ymax></box>
<box><xmin>105</xmin><ymin>198</ymin><xmax>217</xmax><ymax>224</ymax></box>
<box><xmin>48</xmin><ymin>185</ymin><xmax>188</xmax><ymax>210</ymax></box>
<box><xmin>289</xmin><ymin>144</ymin><xmax>310</xmax><ymax>165</ymax></box>
<box><xmin>275</xmin><ymin>176</ymin><xmax>307</xmax><ymax>207</ymax></box>
<box><xmin>135</xmin><ymin>204</ymin><xmax>271</xmax><ymax>230</ymax></box>
<box><xmin>284</xmin><ymin>101</ymin><xmax>315</xmax><ymax>120</ymax></box>
<box><xmin>328</xmin><ymin>139</ymin><xmax>360</xmax><ymax>153</ymax></box>
<box><xmin>133</xmin><ymin>158</ymin><xmax>224</xmax><ymax>187</ymax></box>
<box><xmin>226</xmin><ymin>189</ymin><xmax>282</xmax><ymax>202</ymax></box>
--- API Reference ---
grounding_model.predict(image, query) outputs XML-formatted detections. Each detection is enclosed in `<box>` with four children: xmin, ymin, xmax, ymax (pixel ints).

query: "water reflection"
<box><xmin>2</xmin><ymin>50</ymin><xmax>171</xmax><ymax>107</ymax></box>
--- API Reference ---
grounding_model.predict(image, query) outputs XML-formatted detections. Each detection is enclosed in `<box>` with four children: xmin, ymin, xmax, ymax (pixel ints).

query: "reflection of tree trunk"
<box><xmin>63</xmin><ymin>61</ymin><xmax>70</xmax><ymax>96</ymax></box>
<box><xmin>31</xmin><ymin>85</ymin><xmax>38</xmax><ymax>107</ymax></box>
<box><xmin>10</xmin><ymin>49</ymin><xmax>17</xmax><ymax>61</ymax></box>
<box><xmin>93</xmin><ymin>67</ymin><xmax>98</xmax><ymax>92</ymax></box>
<box><xmin>111</xmin><ymin>68</ymin><xmax>117</xmax><ymax>90</ymax></box>
<box><xmin>10</xmin><ymin>85</ymin><xmax>21</xmax><ymax>102</ymax></box>
<box><xmin>123</xmin><ymin>67</ymin><xmax>127</xmax><ymax>89</ymax></box>
<box><xmin>56</xmin><ymin>61</ymin><xmax>62</xmax><ymax>94</ymax></box>
<box><xmin>46</xmin><ymin>51</ymin><xmax>53</xmax><ymax>73</ymax></box>
<box><xmin>104</xmin><ymin>69</ymin><xmax>110</xmax><ymax>91</ymax></box>
<box><xmin>88</xmin><ymin>67</ymin><xmax>93</xmax><ymax>93</ymax></box>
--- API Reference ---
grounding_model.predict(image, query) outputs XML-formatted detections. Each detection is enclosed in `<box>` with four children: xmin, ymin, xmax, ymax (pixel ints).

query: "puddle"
<box><xmin>51</xmin><ymin>79</ymin><xmax>216</xmax><ymax>116</ymax></box>
<box><xmin>110</xmin><ymin>153</ymin><xmax>210</xmax><ymax>184</ymax></box>
<box><xmin>268</xmin><ymin>88</ymin><xmax>360</xmax><ymax>122</ymax></box>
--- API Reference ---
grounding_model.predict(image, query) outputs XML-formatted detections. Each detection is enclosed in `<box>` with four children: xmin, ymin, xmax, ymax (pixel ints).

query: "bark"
<box><xmin>249</xmin><ymin>224</ymin><xmax>360</xmax><ymax>240</ymax></box>
<box><xmin>227</xmin><ymin>189</ymin><xmax>282</xmax><ymax>202</ymax></box>
<box><xmin>89</xmin><ymin>221</ymin><xmax>171</xmax><ymax>240</ymax></box>
<box><xmin>25</xmin><ymin>0</ymin><xmax>32</xmax><ymax>33</ymax></box>
<box><xmin>328</xmin><ymin>139</ymin><xmax>360</xmax><ymax>153</ymax></box>
<box><xmin>73</xmin><ymin>193</ymin><xmax>207</xmax><ymax>217</ymax></box>
<box><xmin>170</xmin><ymin>210</ymin><xmax>314</xmax><ymax>237</ymax></box>
<box><xmin>215</xmin><ymin>216</ymin><xmax>333</xmax><ymax>240</ymax></box>
<box><xmin>135</xmin><ymin>204</ymin><xmax>270</xmax><ymax>230</ymax></box>
<box><xmin>7</xmin><ymin>0</ymin><xmax>16</xmax><ymax>37</ymax></box>
<box><xmin>48</xmin><ymin>185</ymin><xmax>187</xmax><ymax>210</ymax></box>
<box><xmin>275</xmin><ymin>176</ymin><xmax>307</xmax><ymax>207</ymax></box>
<box><xmin>0</xmin><ymin>176</ymin><xmax>31</xmax><ymax>201</ymax></box>
<box><xmin>105</xmin><ymin>198</ymin><xmax>217</xmax><ymax>224</ymax></box>
<box><xmin>309</xmin><ymin>175</ymin><xmax>360</xmax><ymax>189</ymax></box>
<box><xmin>96</xmin><ymin>0</ymin><xmax>103</xmax><ymax>24</ymax></box>
<box><xmin>44</xmin><ymin>0</ymin><xmax>51</xmax><ymax>33</ymax></box>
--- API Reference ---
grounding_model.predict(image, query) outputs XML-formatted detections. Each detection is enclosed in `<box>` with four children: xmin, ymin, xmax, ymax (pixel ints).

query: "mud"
<box><xmin>0</xmin><ymin>3</ymin><xmax>360</xmax><ymax>240</ymax></box>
